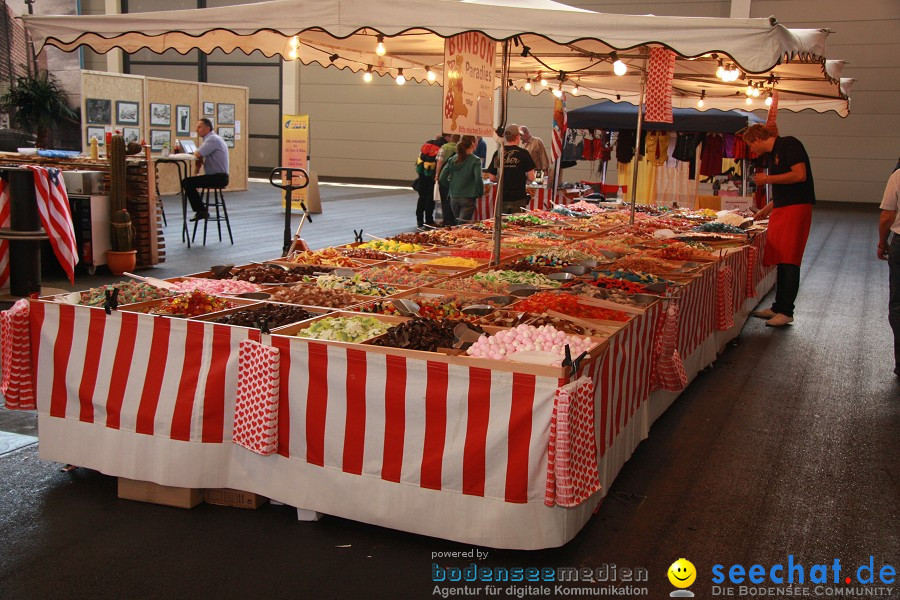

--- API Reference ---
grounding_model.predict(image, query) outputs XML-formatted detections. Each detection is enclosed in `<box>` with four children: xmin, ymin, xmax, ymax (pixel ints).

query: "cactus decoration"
<box><xmin>108</xmin><ymin>134</ymin><xmax>134</xmax><ymax>252</ymax></box>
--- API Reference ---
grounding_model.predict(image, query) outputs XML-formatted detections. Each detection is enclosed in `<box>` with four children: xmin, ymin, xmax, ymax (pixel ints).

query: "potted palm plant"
<box><xmin>106</xmin><ymin>134</ymin><xmax>137</xmax><ymax>275</ymax></box>
<box><xmin>0</xmin><ymin>70</ymin><xmax>75</xmax><ymax>148</ymax></box>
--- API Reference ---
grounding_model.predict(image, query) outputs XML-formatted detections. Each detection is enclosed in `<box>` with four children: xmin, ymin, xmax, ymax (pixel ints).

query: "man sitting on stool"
<box><xmin>183</xmin><ymin>118</ymin><xmax>229</xmax><ymax>221</ymax></box>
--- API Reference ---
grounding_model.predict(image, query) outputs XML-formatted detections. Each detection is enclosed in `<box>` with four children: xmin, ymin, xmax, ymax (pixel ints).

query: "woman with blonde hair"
<box><xmin>439</xmin><ymin>135</ymin><xmax>483</xmax><ymax>223</ymax></box>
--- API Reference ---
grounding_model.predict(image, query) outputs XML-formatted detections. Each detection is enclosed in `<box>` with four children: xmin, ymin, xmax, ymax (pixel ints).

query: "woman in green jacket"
<box><xmin>438</xmin><ymin>135</ymin><xmax>484</xmax><ymax>223</ymax></box>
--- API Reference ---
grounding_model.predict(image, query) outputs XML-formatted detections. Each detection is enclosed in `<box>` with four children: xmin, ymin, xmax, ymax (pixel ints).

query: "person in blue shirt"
<box><xmin>183</xmin><ymin>118</ymin><xmax>230</xmax><ymax>221</ymax></box>
<box><xmin>474</xmin><ymin>136</ymin><xmax>487</xmax><ymax>167</ymax></box>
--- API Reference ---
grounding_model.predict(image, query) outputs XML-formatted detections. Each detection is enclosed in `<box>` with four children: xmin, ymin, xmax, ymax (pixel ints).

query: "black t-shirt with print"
<box><xmin>486</xmin><ymin>145</ymin><xmax>536</xmax><ymax>205</ymax></box>
<box><xmin>767</xmin><ymin>136</ymin><xmax>815</xmax><ymax>207</ymax></box>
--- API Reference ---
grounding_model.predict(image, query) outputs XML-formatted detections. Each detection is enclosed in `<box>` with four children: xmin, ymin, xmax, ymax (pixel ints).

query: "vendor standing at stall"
<box><xmin>485</xmin><ymin>124</ymin><xmax>536</xmax><ymax>213</ymax></box>
<box><xmin>743</xmin><ymin>124</ymin><xmax>815</xmax><ymax>328</ymax></box>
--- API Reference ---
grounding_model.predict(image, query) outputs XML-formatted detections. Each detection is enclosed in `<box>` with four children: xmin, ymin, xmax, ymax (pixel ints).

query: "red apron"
<box><xmin>763</xmin><ymin>204</ymin><xmax>812</xmax><ymax>266</ymax></box>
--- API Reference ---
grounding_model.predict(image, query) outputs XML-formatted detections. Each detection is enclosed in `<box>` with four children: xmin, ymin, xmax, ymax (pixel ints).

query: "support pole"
<box><xmin>491</xmin><ymin>40</ymin><xmax>512</xmax><ymax>267</ymax></box>
<box><xmin>629</xmin><ymin>52</ymin><xmax>649</xmax><ymax>225</ymax></box>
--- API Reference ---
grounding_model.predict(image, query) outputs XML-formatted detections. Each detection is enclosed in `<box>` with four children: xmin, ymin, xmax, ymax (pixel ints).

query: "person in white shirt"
<box><xmin>877</xmin><ymin>168</ymin><xmax>900</xmax><ymax>377</ymax></box>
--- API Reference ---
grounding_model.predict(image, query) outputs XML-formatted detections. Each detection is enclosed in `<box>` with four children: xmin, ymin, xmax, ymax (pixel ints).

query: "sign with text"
<box><xmin>281</xmin><ymin>114</ymin><xmax>309</xmax><ymax>211</ymax></box>
<box><xmin>442</xmin><ymin>33</ymin><xmax>496</xmax><ymax>137</ymax></box>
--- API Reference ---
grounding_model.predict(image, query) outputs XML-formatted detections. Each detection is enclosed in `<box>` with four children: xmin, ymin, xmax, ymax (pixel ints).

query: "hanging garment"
<box><xmin>665</xmin><ymin>131</ymin><xmax>678</xmax><ymax>168</ymax></box>
<box><xmin>733</xmin><ymin>136</ymin><xmax>752</xmax><ymax>160</ymax></box>
<box><xmin>723</xmin><ymin>133</ymin><xmax>736</xmax><ymax>158</ymax></box>
<box><xmin>699</xmin><ymin>133</ymin><xmax>725</xmax><ymax>177</ymax></box>
<box><xmin>616</xmin><ymin>130</ymin><xmax>636</xmax><ymax>163</ymax></box>
<box><xmin>644</xmin><ymin>48</ymin><xmax>676</xmax><ymax>123</ymax></box>
<box><xmin>645</xmin><ymin>131</ymin><xmax>670</xmax><ymax>167</ymax></box>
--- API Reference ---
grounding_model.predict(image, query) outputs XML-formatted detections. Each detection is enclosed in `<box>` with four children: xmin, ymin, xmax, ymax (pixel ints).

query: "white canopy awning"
<box><xmin>22</xmin><ymin>0</ymin><xmax>850</xmax><ymax>116</ymax></box>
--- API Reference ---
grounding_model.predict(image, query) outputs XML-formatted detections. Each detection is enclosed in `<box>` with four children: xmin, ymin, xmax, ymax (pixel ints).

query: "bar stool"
<box><xmin>191</xmin><ymin>186</ymin><xmax>233</xmax><ymax>245</ymax></box>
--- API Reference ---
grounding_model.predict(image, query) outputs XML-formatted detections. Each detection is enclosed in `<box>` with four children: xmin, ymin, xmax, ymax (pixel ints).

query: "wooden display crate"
<box><xmin>118</xmin><ymin>478</ymin><xmax>203</xmax><ymax>509</ymax></box>
<box><xmin>204</xmin><ymin>488</ymin><xmax>268</xmax><ymax>509</ymax></box>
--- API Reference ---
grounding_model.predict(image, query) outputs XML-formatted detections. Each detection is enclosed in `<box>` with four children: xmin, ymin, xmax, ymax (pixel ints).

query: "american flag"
<box><xmin>27</xmin><ymin>166</ymin><xmax>78</xmax><ymax>284</ymax></box>
<box><xmin>551</xmin><ymin>93</ymin><xmax>567</xmax><ymax>162</ymax></box>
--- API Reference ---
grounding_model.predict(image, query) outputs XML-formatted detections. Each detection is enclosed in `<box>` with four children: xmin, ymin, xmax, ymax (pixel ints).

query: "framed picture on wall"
<box><xmin>116</xmin><ymin>101</ymin><xmax>139</xmax><ymax>125</ymax></box>
<box><xmin>86</xmin><ymin>126</ymin><xmax>106</xmax><ymax>146</ymax></box>
<box><xmin>150</xmin><ymin>129</ymin><xmax>171</xmax><ymax>152</ymax></box>
<box><xmin>123</xmin><ymin>127</ymin><xmax>141</xmax><ymax>144</ymax></box>
<box><xmin>176</xmin><ymin>105</ymin><xmax>191</xmax><ymax>135</ymax></box>
<box><xmin>150</xmin><ymin>103</ymin><xmax>171</xmax><ymax>126</ymax></box>
<box><xmin>203</xmin><ymin>101</ymin><xmax>214</xmax><ymax>116</ymax></box>
<box><xmin>85</xmin><ymin>98</ymin><xmax>111</xmax><ymax>124</ymax></box>
<box><xmin>216</xmin><ymin>103</ymin><xmax>235</xmax><ymax>125</ymax></box>
<box><xmin>217</xmin><ymin>127</ymin><xmax>235</xmax><ymax>148</ymax></box>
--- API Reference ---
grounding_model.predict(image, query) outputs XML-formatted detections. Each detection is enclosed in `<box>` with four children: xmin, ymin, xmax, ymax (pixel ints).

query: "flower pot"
<box><xmin>106</xmin><ymin>250</ymin><xmax>137</xmax><ymax>276</ymax></box>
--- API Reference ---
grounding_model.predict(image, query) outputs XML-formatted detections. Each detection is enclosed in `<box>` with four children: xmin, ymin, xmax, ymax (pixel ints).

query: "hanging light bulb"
<box><xmin>765</xmin><ymin>93</ymin><xmax>773</xmax><ymax>107</ymax></box>
<box><xmin>753</xmin><ymin>84</ymin><xmax>761</xmax><ymax>98</ymax></box>
<box><xmin>572</xmin><ymin>84</ymin><xmax>579</xmax><ymax>96</ymax></box>
<box><xmin>697</xmin><ymin>90</ymin><xmax>706</xmax><ymax>107</ymax></box>
<box><xmin>745</xmin><ymin>96</ymin><xmax>753</xmax><ymax>105</ymax></box>
<box><xmin>362</xmin><ymin>66</ymin><xmax>373</xmax><ymax>83</ymax></box>
<box><xmin>539</xmin><ymin>73</ymin><xmax>548</xmax><ymax>86</ymax></box>
<box><xmin>552</xmin><ymin>88</ymin><xmax>563</xmax><ymax>98</ymax></box>
<box><xmin>729</xmin><ymin>65</ymin><xmax>741</xmax><ymax>82</ymax></box>
<box><xmin>524</xmin><ymin>78</ymin><xmax>533</xmax><ymax>91</ymax></box>
<box><xmin>611</xmin><ymin>52</ymin><xmax>627</xmax><ymax>76</ymax></box>
<box><xmin>746</xmin><ymin>82</ymin><xmax>754</xmax><ymax>96</ymax></box>
<box><xmin>375</xmin><ymin>34</ymin><xmax>386</xmax><ymax>56</ymax></box>
<box><xmin>395</xmin><ymin>68</ymin><xmax>405</xmax><ymax>85</ymax></box>
<box><xmin>716</xmin><ymin>59</ymin><xmax>725</xmax><ymax>80</ymax></box>
<box><xmin>425</xmin><ymin>66</ymin><xmax>436</xmax><ymax>82</ymax></box>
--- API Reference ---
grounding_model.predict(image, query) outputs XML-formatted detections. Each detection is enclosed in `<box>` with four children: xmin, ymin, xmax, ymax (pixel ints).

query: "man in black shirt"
<box><xmin>485</xmin><ymin>124</ymin><xmax>536</xmax><ymax>213</ymax></box>
<box><xmin>742</xmin><ymin>124</ymin><xmax>815</xmax><ymax>327</ymax></box>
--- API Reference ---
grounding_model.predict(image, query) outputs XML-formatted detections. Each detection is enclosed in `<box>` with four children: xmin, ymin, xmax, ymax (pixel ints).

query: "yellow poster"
<box><xmin>281</xmin><ymin>114</ymin><xmax>309</xmax><ymax>211</ymax></box>
<box><xmin>442</xmin><ymin>33</ymin><xmax>496</xmax><ymax>137</ymax></box>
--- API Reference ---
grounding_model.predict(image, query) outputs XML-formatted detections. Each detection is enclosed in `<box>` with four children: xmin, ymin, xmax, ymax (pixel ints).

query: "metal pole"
<box><xmin>491</xmin><ymin>40</ymin><xmax>511</xmax><ymax>267</ymax></box>
<box><xmin>629</xmin><ymin>52</ymin><xmax>648</xmax><ymax>225</ymax></box>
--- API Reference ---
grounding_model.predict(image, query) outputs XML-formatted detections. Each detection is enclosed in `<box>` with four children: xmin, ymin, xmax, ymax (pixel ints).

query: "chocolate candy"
<box><xmin>213</xmin><ymin>304</ymin><xmax>313</xmax><ymax>328</ymax></box>
<box><xmin>269</xmin><ymin>286</ymin><xmax>360</xmax><ymax>308</ymax></box>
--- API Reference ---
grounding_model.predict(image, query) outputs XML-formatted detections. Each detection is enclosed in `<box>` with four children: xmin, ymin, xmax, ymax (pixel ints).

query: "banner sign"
<box><xmin>281</xmin><ymin>114</ymin><xmax>309</xmax><ymax>211</ymax></box>
<box><xmin>442</xmin><ymin>33</ymin><xmax>496</xmax><ymax>137</ymax></box>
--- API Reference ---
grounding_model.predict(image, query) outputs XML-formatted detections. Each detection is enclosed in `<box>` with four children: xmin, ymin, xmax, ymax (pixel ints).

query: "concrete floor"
<box><xmin>0</xmin><ymin>200</ymin><xmax>897</xmax><ymax>599</ymax></box>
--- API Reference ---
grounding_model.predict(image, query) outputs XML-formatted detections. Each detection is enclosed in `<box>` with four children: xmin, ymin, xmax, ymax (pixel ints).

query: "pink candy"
<box><xmin>466</xmin><ymin>324</ymin><xmax>594</xmax><ymax>362</ymax></box>
<box><xmin>172</xmin><ymin>278</ymin><xmax>261</xmax><ymax>295</ymax></box>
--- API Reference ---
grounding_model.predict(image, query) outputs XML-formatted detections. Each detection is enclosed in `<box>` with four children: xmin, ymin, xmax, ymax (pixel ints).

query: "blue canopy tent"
<box><xmin>568</xmin><ymin>102</ymin><xmax>764</xmax><ymax>133</ymax></box>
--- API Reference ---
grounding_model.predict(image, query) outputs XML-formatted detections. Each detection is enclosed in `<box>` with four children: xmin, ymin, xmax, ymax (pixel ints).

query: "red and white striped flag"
<box><xmin>766</xmin><ymin>89</ymin><xmax>779</xmax><ymax>136</ymax></box>
<box><xmin>0</xmin><ymin>176</ymin><xmax>9</xmax><ymax>288</ymax></box>
<box><xmin>26</xmin><ymin>166</ymin><xmax>77</xmax><ymax>284</ymax></box>
<box><xmin>551</xmin><ymin>93</ymin><xmax>567</xmax><ymax>162</ymax></box>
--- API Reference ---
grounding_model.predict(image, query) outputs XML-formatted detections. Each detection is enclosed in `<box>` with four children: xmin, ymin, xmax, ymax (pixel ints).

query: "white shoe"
<box><xmin>752</xmin><ymin>308</ymin><xmax>776</xmax><ymax>319</ymax></box>
<box><xmin>765</xmin><ymin>313</ymin><xmax>794</xmax><ymax>327</ymax></box>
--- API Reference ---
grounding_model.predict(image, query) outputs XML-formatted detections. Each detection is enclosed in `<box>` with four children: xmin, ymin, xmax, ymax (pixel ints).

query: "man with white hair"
<box><xmin>519</xmin><ymin>125</ymin><xmax>550</xmax><ymax>172</ymax></box>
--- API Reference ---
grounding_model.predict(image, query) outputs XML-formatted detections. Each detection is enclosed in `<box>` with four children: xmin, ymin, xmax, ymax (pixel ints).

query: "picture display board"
<box><xmin>81</xmin><ymin>71</ymin><xmax>248</xmax><ymax>195</ymax></box>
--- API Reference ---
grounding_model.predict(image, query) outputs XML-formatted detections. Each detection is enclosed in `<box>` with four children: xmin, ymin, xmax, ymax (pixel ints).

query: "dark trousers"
<box><xmin>183</xmin><ymin>173</ymin><xmax>229</xmax><ymax>213</ymax></box>
<box><xmin>772</xmin><ymin>263</ymin><xmax>801</xmax><ymax>317</ymax></box>
<box><xmin>439</xmin><ymin>182</ymin><xmax>456</xmax><ymax>226</ymax></box>
<box><xmin>415</xmin><ymin>174</ymin><xmax>435</xmax><ymax>226</ymax></box>
<box><xmin>889</xmin><ymin>234</ymin><xmax>900</xmax><ymax>373</ymax></box>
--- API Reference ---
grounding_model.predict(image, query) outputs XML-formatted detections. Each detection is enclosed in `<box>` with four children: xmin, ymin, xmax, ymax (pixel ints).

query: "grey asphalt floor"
<box><xmin>0</xmin><ymin>199</ymin><xmax>897</xmax><ymax>599</ymax></box>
